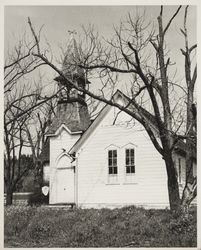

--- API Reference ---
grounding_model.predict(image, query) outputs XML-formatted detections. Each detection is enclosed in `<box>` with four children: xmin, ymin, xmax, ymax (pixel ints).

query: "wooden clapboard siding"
<box><xmin>49</xmin><ymin>127</ymin><xmax>80</xmax><ymax>204</ymax></box>
<box><xmin>76</xmin><ymin>106</ymin><xmax>170</xmax><ymax>208</ymax></box>
<box><xmin>46</xmin><ymin>90</ymin><xmax>197</xmax><ymax>208</ymax></box>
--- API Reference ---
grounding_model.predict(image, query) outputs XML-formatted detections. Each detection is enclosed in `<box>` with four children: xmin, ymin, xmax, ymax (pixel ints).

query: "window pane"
<box><xmin>131</xmin><ymin>165</ymin><xmax>135</xmax><ymax>173</ymax></box>
<box><xmin>109</xmin><ymin>167</ymin><xmax>112</xmax><ymax>174</ymax></box>
<box><xmin>114</xmin><ymin>167</ymin><xmax>118</xmax><ymax>174</ymax></box>
<box><xmin>131</xmin><ymin>157</ymin><xmax>134</xmax><ymax>165</ymax></box>
<box><xmin>126</xmin><ymin>157</ymin><xmax>129</xmax><ymax>165</ymax></box>
<box><xmin>108</xmin><ymin>158</ymin><xmax>112</xmax><ymax>166</ymax></box>
<box><xmin>113</xmin><ymin>150</ymin><xmax>117</xmax><ymax>158</ymax></box>
<box><xmin>126</xmin><ymin>166</ymin><xmax>131</xmax><ymax>174</ymax></box>
<box><xmin>113</xmin><ymin>158</ymin><xmax>117</xmax><ymax>166</ymax></box>
<box><xmin>108</xmin><ymin>150</ymin><xmax>112</xmax><ymax>158</ymax></box>
<box><xmin>131</xmin><ymin>149</ymin><xmax>134</xmax><ymax>156</ymax></box>
<box><xmin>126</xmin><ymin>149</ymin><xmax>129</xmax><ymax>157</ymax></box>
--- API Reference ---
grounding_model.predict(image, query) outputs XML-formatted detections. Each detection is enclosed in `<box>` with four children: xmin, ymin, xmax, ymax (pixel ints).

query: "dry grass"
<box><xmin>4</xmin><ymin>205</ymin><xmax>197</xmax><ymax>247</ymax></box>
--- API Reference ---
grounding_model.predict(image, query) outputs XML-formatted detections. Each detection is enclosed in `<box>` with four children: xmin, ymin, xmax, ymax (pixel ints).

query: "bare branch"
<box><xmin>189</xmin><ymin>44</ymin><xmax>197</xmax><ymax>53</ymax></box>
<box><xmin>163</xmin><ymin>6</ymin><xmax>182</xmax><ymax>35</ymax></box>
<box><xmin>79</xmin><ymin>63</ymin><xmax>137</xmax><ymax>74</ymax></box>
<box><xmin>28</xmin><ymin>17</ymin><xmax>41</xmax><ymax>54</ymax></box>
<box><xmin>191</xmin><ymin>65</ymin><xmax>197</xmax><ymax>87</ymax></box>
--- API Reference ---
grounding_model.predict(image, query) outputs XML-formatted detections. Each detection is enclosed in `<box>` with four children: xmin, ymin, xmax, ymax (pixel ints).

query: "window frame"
<box><xmin>108</xmin><ymin>149</ymin><xmax>118</xmax><ymax>175</ymax></box>
<box><xmin>125</xmin><ymin>148</ymin><xmax>135</xmax><ymax>175</ymax></box>
<box><xmin>106</xmin><ymin>148</ymin><xmax>119</xmax><ymax>185</ymax></box>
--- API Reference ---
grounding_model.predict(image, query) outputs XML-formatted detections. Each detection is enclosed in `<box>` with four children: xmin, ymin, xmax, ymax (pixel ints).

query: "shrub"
<box><xmin>28</xmin><ymin>190</ymin><xmax>49</xmax><ymax>206</ymax></box>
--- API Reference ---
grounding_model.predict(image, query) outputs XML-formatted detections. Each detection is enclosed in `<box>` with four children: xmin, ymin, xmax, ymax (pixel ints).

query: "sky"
<box><xmin>3</xmin><ymin>5</ymin><xmax>197</xmax><ymax>154</ymax></box>
<box><xmin>4</xmin><ymin>5</ymin><xmax>196</xmax><ymax>90</ymax></box>
<box><xmin>4</xmin><ymin>4</ymin><xmax>197</xmax><ymax>131</ymax></box>
<box><xmin>4</xmin><ymin>6</ymin><xmax>196</xmax><ymax>43</ymax></box>
<box><xmin>4</xmin><ymin>5</ymin><xmax>197</xmax><ymax>131</ymax></box>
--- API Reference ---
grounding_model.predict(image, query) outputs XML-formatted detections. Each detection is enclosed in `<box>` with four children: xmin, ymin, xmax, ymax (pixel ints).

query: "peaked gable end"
<box><xmin>69</xmin><ymin>90</ymin><xmax>142</xmax><ymax>154</ymax></box>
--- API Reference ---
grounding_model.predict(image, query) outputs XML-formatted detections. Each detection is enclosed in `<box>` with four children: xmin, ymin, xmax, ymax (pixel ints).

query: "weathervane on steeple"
<box><xmin>68</xmin><ymin>30</ymin><xmax>77</xmax><ymax>38</ymax></box>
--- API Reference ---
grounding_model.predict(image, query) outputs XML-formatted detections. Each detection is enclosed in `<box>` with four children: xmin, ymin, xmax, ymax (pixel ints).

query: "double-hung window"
<box><xmin>108</xmin><ymin>150</ymin><xmax>118</xmax><ymax>183</ymax></box>
<box><xmin>125</xmin><ymin>148</ymin><xmax>135</xmax><ymax>174</ymax></box>
<box><xmin>125</xmin><ymin>148</ymin><xmax>135</xmax><ymax>183</ymax></box>
<box><xmin>108</xmin><ymin>150</ymin><xmax>117</xmax><ymax>174</ymax></box>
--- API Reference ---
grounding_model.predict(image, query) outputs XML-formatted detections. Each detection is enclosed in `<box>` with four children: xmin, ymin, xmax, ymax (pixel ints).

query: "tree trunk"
<box><xmin>181</xmin><ymin>178</ymin><xmax>196</xmax><ymax>213</ymax></box>
<box><xmin>165</xmin><ymin>153</ymin><xmax>181</xmax><ymax>211</ymax></box>
<box><xmin>186</xmin><ymin>89</ymin><xmax>195</xmax><ymax>182</ymax></box>
<box><xmin>181</xmin><ymin>89</ymin><xmax>196</xmax><ymax>212</ymax></box>
<box><xmin>6</xmin><ymin>186</ymin><xmax>13</xmax><ymax>206</ymax></box>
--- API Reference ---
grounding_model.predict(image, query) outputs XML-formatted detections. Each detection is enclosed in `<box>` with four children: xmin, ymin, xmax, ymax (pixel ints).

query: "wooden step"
<box><xmin>42</xmin><ymin>203</ymin><xmax>76</xmax><ymax>209</ymax></box>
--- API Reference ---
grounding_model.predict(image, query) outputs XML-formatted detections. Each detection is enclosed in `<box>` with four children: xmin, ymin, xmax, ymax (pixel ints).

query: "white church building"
<box><xmin>41</xmin><ymin>37</ymin><xmax>196</xmax><ymax>209</ymax></box>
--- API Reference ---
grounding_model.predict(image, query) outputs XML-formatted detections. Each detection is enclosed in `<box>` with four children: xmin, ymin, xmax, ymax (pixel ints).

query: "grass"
<box><xmin>4</xmin><ymin>205</ymin><xmax>197</xmax><ymax>247</ymax></box>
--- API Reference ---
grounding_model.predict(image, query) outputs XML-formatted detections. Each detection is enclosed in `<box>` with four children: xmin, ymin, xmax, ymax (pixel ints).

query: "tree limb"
<box><xmin>163</xmin><ymin>6</ymin><xmax>182</xmax><ymax>35</ymax></box>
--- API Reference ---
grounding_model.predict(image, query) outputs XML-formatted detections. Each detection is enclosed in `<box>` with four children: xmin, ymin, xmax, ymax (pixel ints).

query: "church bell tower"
<box><xmin>51</xmin><ymin>31</ymin><xmax>91</xmax><ymax>133</ymax></box>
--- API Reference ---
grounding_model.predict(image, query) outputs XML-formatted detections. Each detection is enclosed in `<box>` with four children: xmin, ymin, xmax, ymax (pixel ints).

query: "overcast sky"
<box><xmin>5</xmin><ymin>5</ymin><xmax>196</xmax><ymax>51</ymax></box>
<box><xmin>4</xmin><ymin>5</ymin><xmax>197</xmax><ymax>94</ymax></box>
<box><xmin>3</xmin><ymin>5</ymin><xmax>197</xmax><ymax>156</ymax></box>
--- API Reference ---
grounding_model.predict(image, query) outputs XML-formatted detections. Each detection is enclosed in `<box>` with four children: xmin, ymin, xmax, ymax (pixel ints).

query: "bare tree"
<box><xmin>180</xmin><ymin>6</ymin><xmax>197</xmax><ymax>211</ymax></box>
<box><xmin>27</xmin><ymin>6</ymin><xmax>196</xmax><ymax>211</ymax></box>
<box><xmin>25</xmin><ymin>99</ymin><xmax>56</xmax><ymax>188</ymax></box>
<box><xmin>4</xmin><ymin>35</ymin><xmax>58</xmax><ymax>205</ymax></box>
<box><xmin>4</xmin><ymin>85</ymin><xmax>37</xmax><ymax>205</ymax></box>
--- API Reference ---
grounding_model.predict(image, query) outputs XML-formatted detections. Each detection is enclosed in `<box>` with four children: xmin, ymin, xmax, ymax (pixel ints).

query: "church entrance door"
<box><xmin>55</xmin><ymin>155</ymin><xmax>75</xmax><ymax>204</ymax></box>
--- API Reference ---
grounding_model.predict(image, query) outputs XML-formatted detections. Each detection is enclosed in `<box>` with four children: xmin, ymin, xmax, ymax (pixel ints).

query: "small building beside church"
<box><xmin>41</xmin><ymin>36</ymin><xmax>196</xmax><ymax>209</ymax></box>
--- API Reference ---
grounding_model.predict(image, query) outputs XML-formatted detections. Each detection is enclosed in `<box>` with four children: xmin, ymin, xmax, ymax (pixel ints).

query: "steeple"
<box><xmin>48</xmin><ymin>32</ymin><xmax>91</xmax><ymax>135</ymax></box>
<box><xmin>56</xmin><ymin>30</ymin><xmax>89</xmax><ymax>103</ymax></box>
<box><xmin>62</xmin><ymin>30</ymin><xmax>84</xmax><ymax>78</ymax></box>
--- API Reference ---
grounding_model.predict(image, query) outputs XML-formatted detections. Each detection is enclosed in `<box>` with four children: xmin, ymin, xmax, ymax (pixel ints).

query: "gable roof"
<box><xmin>47</xmin><ymin>118</ymin><xmax>87</xmax><ymax>136</ymax></box>
<box><xmin>46</xmin><ymin>101</ymin><xmax>91</xmax><ymax>136</ymax></box>
<box><xmin>69</xmin><ymin>103</ymin><xmax>110</xmax><ymax>154</ymax></box>
<box><xmin>69</xmin><ymin>89</ymin><xmax>156</xmax><ymax>154</ymax></box>
<box><xmin>69</xmin><ymin>89</ymin><xmax>196</xmax><ymax>159</ymax></box>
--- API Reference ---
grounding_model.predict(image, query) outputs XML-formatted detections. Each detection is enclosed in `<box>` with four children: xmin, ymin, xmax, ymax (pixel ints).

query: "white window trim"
<box><xmin>105</xmin><ymin>145</ymin><xmax>120</xmax><ymax>185</ymax></box>
<box><xmin>122</xmin><ymin>144</ymin><xmax>138</xmax><ymax>184</ymax></box>
<box><xmin>105</xmin><ymin>143</ymin><xmax>138</xmax><ymax>185</ymax></box>
<box><xmin>125</xmin><ymin>148</ymin><xmax>135</xmax><ymax>174</ymax></box>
